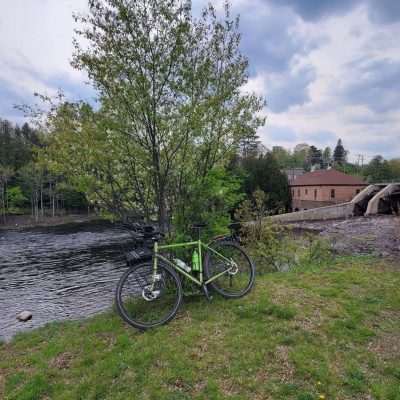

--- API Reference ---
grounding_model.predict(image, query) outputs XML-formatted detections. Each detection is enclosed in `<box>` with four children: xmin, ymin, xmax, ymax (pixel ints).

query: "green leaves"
<box><xmin>40</xmin><ymin>1</ymin><xmax>265</xmax><ymax>229</ymax></box>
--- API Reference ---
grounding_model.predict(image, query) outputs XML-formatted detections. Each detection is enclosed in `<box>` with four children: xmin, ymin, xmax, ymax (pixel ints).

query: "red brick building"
<box><xmin>291</xmin><ymin>169</ymin><xmax>367</xmax><ymax>211</ymax></box>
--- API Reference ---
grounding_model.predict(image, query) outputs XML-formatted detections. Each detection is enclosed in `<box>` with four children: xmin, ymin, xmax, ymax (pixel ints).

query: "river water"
<box><xmin>0</xmin><ymin>222</ymin><xmax>133</xmax><ymax>341</ymax></box>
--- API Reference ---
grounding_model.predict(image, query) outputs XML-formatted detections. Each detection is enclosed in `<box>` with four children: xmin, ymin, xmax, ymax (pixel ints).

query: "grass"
<box><xmin>0</xmin><ymin>256</ymin><xmax>399</xmax><ymax>400</ymax></box>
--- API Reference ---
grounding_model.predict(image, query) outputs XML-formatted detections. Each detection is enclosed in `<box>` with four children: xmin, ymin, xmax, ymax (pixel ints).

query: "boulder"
<box><xmin>17</xmin><ymin>311</ymin><xmax>32</xmax><ymax>322</ymax></box>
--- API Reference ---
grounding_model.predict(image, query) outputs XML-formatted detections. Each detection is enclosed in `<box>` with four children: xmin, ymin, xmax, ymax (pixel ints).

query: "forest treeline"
<box><xmin>268</xmin><ymin>139</ymin><xmax>400</xmax><ymax>183</ymax></box>
<box><xmin>0</xmin><ymin>116</ymin><xmax>291</xmax><ymax>229</ymax></box>
<box><xmin>0</xmin><ymin>118</ymin><xmax>87</xmax><ymax>224</ymax></box>
<box><xmin>2</xmin><ymin>113</ymin><xmax>399</xmax><ymax>229</ymax></box>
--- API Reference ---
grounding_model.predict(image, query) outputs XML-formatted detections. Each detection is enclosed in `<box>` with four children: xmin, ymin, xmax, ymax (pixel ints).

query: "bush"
<box><xmin>6</xmin><ymin>186</ymin><xmax>28</xmax><ymax>211</ymax></box>
<box><xmin>235</xmin><ymin>190</ymin><xmax>333</xmax><ymax>273</ymax></box>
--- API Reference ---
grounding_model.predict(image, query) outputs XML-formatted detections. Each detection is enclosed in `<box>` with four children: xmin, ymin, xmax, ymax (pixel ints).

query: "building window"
<box><xmin>305</xmin><ymin>189</ymin><xmax>308</xmax><ymax>195</ymax></box>
<box><xmin>356</xmin><ymin>189</ymin><xmax>360</xmax><ymax>194</ymax></box>
<box><xmin>292</xmin><ymin>189</ymin><xmax>294</xmax><ymax>197</ymax></box>
<box><xmin>314</xmin><ymin>189</ymin><xmax>317</xmax><ymax>200</ymax></box>
<box><xmin>298</xmin><ymin>189</ymin><xmax>300</xmax><ymax>197</ymax></box>
<box><xmin>331</xmin><ymin>189</ymin><xmax>335</xmax><ymax>198</ymax></box>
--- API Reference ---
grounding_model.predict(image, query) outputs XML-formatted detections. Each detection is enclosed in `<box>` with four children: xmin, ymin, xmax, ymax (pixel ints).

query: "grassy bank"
<box><xmin>1</xmin><ymin>257</ymin><xmax>399</xmax><ymax>400</ymax></box>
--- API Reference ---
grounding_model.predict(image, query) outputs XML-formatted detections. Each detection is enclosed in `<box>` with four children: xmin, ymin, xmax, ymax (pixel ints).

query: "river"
<box><xmin>0</xmin><ymin>221</ymin><xmax>133</xmax><ymax>341</ymax></box>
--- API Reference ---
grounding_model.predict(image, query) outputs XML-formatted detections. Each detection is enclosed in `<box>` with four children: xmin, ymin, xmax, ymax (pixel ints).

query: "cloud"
<box><xmin>236</xmin><ymin>2</ymin><xmax>320</xmax><ymax>74</ymax></box>
<box><xmin>0</xmin><ymin>79</ymin><xmax>26</xmax><ymax>123</ymax></box>
<box><xmin>267</xmin><ymin>0</ymin><xmax>400</xmax><ymax>25</ymax></box>
<box><xmin>268</xmin><ymin>0</ymin><xmax>359</xmax><ymax>22</ymax></box>
<box><xmin>366</xmin><ymin>0</ymin><xmax>400</xmax><ymax>24</ymax></box>
<box><xmin>302</xmin><ymin>130</ymin><xmax>337</xmax><ymax>145</ymax></box>
<box><xmin>357</xmin><ymin>139</ymin><xmax>397</xmax><ymax>154</ymax></box>
<box><xmin>0</xmin><ymin>0</ymin><xmax>89</xmax><ymax>121</ymax></box>
<box><xmin>265</xmin><ymin>125</ymin><xmax>298</xmax><ymax>142</ymax></box>
<box><xmin>341</xmin><ymin>58</ymin><xmax>400</xmax><ymax>113</ymax></box>
<box><xmin>231</xmin><ymin>0</ymin><xmax>321</xmax><ymax>112</ymax></box>
<box><xmin>266</xmin><ymin>66</ymin><xmax>316</xmax><ymax>113</ymax></box>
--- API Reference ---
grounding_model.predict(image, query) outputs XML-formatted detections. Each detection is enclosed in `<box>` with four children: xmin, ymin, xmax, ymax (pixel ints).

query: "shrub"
<box><xmin>235</xmin><ymin>190</ymin><xmax>333</xmax><ymax>273</ymax></box>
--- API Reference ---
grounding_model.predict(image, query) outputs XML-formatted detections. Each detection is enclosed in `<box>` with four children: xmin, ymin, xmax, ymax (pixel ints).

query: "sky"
<box><xmin>1</xmin><ymin>0</ymin><xmax>400</xmax><ymax>162</ymax></box>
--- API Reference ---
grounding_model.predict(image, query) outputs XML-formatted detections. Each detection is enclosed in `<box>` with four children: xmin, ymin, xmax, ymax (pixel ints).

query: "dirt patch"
<box><xmin>368</xmin><ymin>332</ymin><xmax>400</xmax><ymax>361</ymax></box>
<box><xmin>50</xmin><ymin>352</ymin><xmax>74</xmax><ymax>369</ymax></box>
<box><xmin>274</xmin><ymin>345</ymin><xmax>295</xmax><ymax>383</ymax></box>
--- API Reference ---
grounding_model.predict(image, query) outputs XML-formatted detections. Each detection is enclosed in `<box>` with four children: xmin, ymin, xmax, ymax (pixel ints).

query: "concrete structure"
<box><xmin>271</xmin><ymin>183</ymin><xmax>400</xmax><ymax>223</ymax></box>
<box><xmin>290</xmin><ymin>169</ymin><xmax>367</xmax><ymax>211</ymax></box>
<box><xmin>365</xmin><ymin>183</ymin><xmax>400</xmax><ymax>215</ymax></box>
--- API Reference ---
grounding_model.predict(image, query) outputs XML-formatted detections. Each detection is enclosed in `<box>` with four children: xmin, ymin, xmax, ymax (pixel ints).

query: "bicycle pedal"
<box><xmin>202</xmin><ymin>285</ymin><xmax>213</xmax><ymax>302</ymax></box>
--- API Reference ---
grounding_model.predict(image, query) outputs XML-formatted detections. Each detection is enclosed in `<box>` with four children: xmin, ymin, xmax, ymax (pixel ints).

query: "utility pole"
<box><xmin>356</xmin><ymin>154</ymin><xmax>365</xmax><ymax>172</ymax></box>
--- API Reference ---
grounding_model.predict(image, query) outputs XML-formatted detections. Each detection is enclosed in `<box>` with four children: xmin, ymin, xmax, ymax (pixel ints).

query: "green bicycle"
<box><xmin>115</xmin><ymin>223</ymin><xmax>255</xmax><ymax>330</ymax></box>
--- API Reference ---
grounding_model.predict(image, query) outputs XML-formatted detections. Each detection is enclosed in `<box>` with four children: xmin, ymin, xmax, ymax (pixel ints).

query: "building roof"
<box><xmin>290</xmin><ymin>169</ymin><xmax>367</xmax><ymax>187</ymax></box>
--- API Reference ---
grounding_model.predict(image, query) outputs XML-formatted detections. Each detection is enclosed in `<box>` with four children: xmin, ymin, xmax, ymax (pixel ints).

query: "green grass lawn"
<box><xmin>1</xmin><ymin>256</ymin><xmax>399</xmax><ymax>400</ymax></box>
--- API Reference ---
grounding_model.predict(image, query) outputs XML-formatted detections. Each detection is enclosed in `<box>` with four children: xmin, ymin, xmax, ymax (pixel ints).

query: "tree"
<box><xmin>292</xmin><ymin>143</ymin><xmax>309</xmax><ymax>168</ymax></box>
<box><xmin>240</xmin><ymin>153</ymin><xmax>291</xmax><ymax>213</ymax></box>
<box><xmin>322</xmin><ymin>146</ymin><xmax>332</xmax><ymax>168</ymax></box>
<box><xmin>308</xmin><ymin>146</ymin><xmax>323</xmax><ymax>169</ymax></box>
<box><xmin>363</xmin><ymin>155</ymin><xmax>395</xmax><ymax>183</ymax></box>
<box><xmin>43</xmin><ymin>0</ymin><xmax>265</xmax><ymax>232</ymax></box>
<box><xmin>271</xmin><ymin>146</ymin><xmax>291</xmax><ymax>167</ymax></box>
<box><xmin>388</xmin><ymin>159</ymin><xmax>400</xmax><ymax>180</ymax></box>
<box><xmin>333</xmin><ymin>139</ymin><xmax>346</xmax><ymax>165</ymax></box>
<box><xmin>239</xmin><ymin>134</ymin><xmax>264</xmax><ymax>158</ymax></box>
<box><xmin>6</xmin><ymin>186</ymin><xmax>27</xmax><ymax>210</ymax></box>
<box><xmin>18</xmin><ymin>163</ymin><xmax>44</xmax><ymax>222</ymax></box>
<box><xmin>0</xmin><ymin>166</ymin><xmax>14</xmax><ymax>223</ymax></box>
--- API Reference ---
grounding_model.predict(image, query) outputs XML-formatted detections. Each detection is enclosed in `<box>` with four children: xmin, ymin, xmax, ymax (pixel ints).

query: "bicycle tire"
<box><xmin>204</xmin><ymin>240</ymin><xmax>255</xmax><ymax>298</ymax></box>
<box><xmin>115</xmin><ymin>261</ymin><xmax>182</xmax><ymax>330</ymax></box>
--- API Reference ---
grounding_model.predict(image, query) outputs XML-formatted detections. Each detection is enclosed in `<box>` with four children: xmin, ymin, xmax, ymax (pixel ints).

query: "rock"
<box><xmin>17</xmin><ymin>311</ymin><xmax>32</xmax><ymax>322</ymax></box>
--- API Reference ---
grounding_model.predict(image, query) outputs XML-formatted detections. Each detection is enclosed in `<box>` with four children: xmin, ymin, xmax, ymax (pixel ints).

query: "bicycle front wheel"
<box><xmin>204</xmin><ymin>241</ymin><xmax>255</xmax><ymax>298</ymax></box>
<box><xmin>115</xmin><ymin>262</ymin><xmax>182</xmax><ymax>330</ymax></box>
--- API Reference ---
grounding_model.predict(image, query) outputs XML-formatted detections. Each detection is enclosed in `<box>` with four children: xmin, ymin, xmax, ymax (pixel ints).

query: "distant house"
<box><xmin>291</xmin><ymin>169</ymin><xmax>367</xmax><ymax>211</ymax></box>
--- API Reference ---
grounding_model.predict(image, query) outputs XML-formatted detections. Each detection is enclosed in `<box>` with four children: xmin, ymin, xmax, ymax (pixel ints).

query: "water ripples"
<box><xmin>0</xmin><ymin>222</ymin><xmax>133</xmax><ymax>341</ymax></box>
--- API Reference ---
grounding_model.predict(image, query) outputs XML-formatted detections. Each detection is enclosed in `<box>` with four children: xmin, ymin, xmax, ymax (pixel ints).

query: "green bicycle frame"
<box><xmin>152</xmin><ymin>239</ymin><xmax>234</xmax><ymax>287</ymax></box>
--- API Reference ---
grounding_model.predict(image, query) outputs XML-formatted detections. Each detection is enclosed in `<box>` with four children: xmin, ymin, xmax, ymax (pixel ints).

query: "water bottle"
<box><xmin>192</xmin><ymin>250</ymin><xmax>200</xmax><ymax>271</ymax></box>
<box><xmin>174</xmin><ymin>258</ymin><xmax>191</xmax><ymax>273</ymax></box>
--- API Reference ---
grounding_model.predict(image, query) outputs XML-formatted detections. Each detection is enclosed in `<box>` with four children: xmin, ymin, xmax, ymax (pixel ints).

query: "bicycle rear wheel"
<box><xmin>204</xmin><ymin>241</ymin><xmax>255</xmax><ymax>298</ymax></box>
<box><xmin>115</xmin><ymin>262</ymin><xmax>182</xmax><ymax>330</ymax></box>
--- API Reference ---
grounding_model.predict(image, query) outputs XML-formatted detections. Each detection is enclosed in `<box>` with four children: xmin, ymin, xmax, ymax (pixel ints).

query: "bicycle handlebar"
<box><xmin>119</xmin><ymin>221</ymin><xmax>163</xmax><ymax>242</ymax></box>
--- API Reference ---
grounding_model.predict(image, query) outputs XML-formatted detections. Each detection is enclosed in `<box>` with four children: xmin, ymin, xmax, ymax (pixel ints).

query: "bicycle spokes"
<box><xmin>116</xmin><ymin>263</ymin><xmax>182</xmax><ymax>328</ymax></box>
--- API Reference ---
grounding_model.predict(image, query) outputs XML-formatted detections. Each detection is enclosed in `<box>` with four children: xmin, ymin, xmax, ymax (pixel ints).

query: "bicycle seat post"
<box><xmin>191</xmin><ymin>223</ymin><xmax>206</xmax><ymax>241</ymax></box>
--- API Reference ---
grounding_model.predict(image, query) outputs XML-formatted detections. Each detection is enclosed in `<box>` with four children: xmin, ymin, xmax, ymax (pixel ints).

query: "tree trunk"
<box><xmin>35</xmin><ymin>190</ymin><xmax>39</xmax><ymax>222</ymax></box>
<box><xmin>51</xmin><ymin>182</ymin><xmax>55</xmax><ymax>217</ymax></box>
<box><xmin>0</xmin><ymin>184</ymin><xmax>5</xmax><ymax>224</ymax></box>
<box><xmin>40</xmin><ymin>183</ymin><xmax>44</xmax><ymax>218</ymax></box>
<box><xmin>158</xmin><ymin>191</ymin><xmax>168</xmax><ymax>233</ymax></box>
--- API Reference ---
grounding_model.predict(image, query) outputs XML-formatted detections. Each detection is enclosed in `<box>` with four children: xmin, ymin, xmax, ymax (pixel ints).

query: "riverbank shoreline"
<box><xmin>0</xmin><ymin>214</ymin><xmax>107</xmax><ymax>231</ymax></box>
